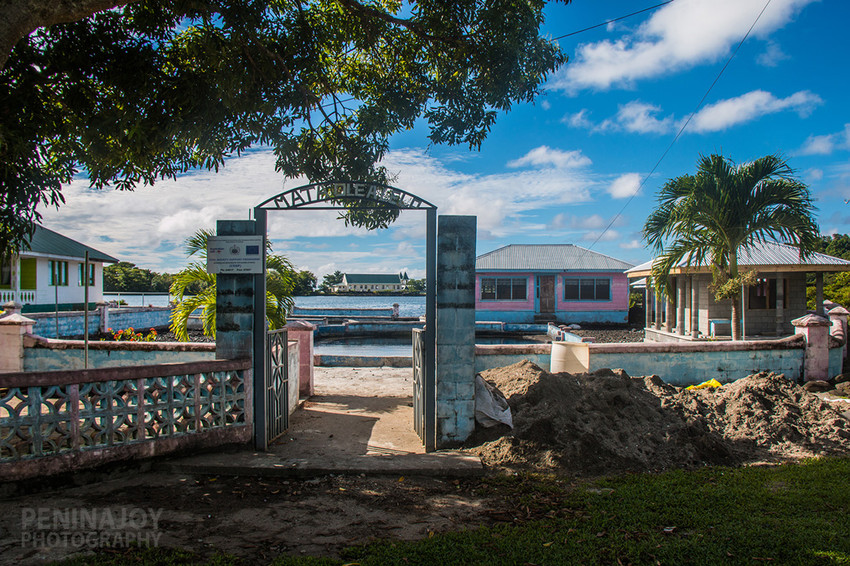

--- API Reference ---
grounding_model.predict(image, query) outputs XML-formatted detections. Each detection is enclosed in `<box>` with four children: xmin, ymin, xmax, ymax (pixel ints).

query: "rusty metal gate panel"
<box><xmin>265</xmin><ymin>329</ymin><xmax>289</xmax><ymax>445</ymax></box>
<box><xmin>412</xmin><ymin>328</ymin><xmax>425</xmax><ymax>442</ymax></box>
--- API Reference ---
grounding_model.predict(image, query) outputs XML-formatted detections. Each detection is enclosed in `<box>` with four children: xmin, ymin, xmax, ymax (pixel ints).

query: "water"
<box><xmin>104</xmin><ymin>293</ymin><xmax>426</xmax><ymax>315</ymax></box>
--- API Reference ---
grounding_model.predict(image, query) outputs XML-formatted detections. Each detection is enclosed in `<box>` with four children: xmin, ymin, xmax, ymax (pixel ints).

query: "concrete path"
<box><xmin>162</xmin><ymin>367</ymin><xmax>483</xmax><ymax>478</ymax></box>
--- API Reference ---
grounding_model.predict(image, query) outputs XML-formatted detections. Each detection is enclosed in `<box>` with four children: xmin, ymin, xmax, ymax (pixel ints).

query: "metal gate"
<box><xmin>412</xmin><ymin>328</ymin><xmax>425</xmax><ymax>441</ymax></box>
<box><xmin>265</xmin><ymin>328</ymin><xmax>289</xmax><ymax>446</ymax></box>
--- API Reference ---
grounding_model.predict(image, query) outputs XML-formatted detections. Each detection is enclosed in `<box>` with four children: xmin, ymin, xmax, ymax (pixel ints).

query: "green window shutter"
<box><xmin>20</xmin><ymin>258</ymin><xmax>37</xmax><ymax>289</ymax></box>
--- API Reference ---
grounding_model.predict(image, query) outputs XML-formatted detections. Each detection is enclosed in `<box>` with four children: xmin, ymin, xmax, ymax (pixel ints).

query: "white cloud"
<box><xmin>619</xmin><ymin>239</ymin><xmax>644</xmax><ymax>250</ymax></box>
<box><xmin>583</xmin><ymin>229</ymin><xmax>621</xmax><ymax>242</ymax></box>
<box><xmin>540</xmin><ymin>100</ymin><xmax>551</xmax><ymax>110</ymax></box>
<box><xmin>602</xmin><ymin>101</ymin><xmax>674</xmax><ymax>134</ymax></box>
<box><xmin>566</xmin><ymin>91</ymin><xmax>821</xmax><ymax>135</ymax></box>
<box><xmin>798</xmin><ymin>124</ymin><xmax>850</xmax><ymax>155</ymax></box>
<box><xmin>507</xmin><ymin>146</ymin><xmax>592</xmax><ymax>169</ymax></box>
<box><xmin>551</xmin><ymin>0</ymin><xmax>816</xmax><ymax>93</ymax></box>
<box><xmin>608</xmin><ymin>173</ymin><xmax>642</xmax><ymax>199</ymax></box>
<box><xmin>690</xmin><ymin>90</ymin><xmax>822</xmax><ymax>132</ymax></box>
<box><xmin>757</xmin><ymin>40</ymin><xmax>790</xmax><ymax>67</ymax></box>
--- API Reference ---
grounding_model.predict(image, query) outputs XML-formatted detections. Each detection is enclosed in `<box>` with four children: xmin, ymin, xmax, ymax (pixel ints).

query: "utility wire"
<box><xmin>552</xmin><ymin>0</ymin><xmax>675</xmax><ymax>41</ymax></box>
<box><xmin>578</xmin><ymin>0</ymin><xmax>774</xmax><ymax>261</ymax></box>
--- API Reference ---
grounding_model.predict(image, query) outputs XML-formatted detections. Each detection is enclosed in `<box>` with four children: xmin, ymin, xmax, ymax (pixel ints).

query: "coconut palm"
<box><xmin>643</xmin><ymin>153</ymin><xmax>820</xmax><ymax>340</ymax></box>
<box><xmin>169</xmin><ymin>229</ymin><xmax>296</xmax><ymax>341</ymax></box>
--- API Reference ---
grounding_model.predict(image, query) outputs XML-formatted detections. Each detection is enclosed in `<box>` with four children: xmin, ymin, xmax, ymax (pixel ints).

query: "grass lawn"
<box><xmin>54</xmin><ymin>457</ymin><xmax>850</xmax><ymax>565</ymax></box>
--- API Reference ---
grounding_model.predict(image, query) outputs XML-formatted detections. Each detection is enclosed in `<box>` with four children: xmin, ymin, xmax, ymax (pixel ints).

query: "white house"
<box><xmin>332</xmin><ymin>273</ymin><xmax>409</xmax><ymax>292</ymax></box>
<box><xmin>0</xmin><ymin>225</ymin><xmax>119</xmax><ymax>313</ymax></box>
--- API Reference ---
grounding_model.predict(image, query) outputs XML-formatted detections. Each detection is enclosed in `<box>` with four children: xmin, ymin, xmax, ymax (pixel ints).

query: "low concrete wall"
<box><xmin>474</xmin><ymin>344</ymin><xmax>551</xmax><ymax>374</ymax></box>
<box><xmin>23</xmin><ymin>335</ymin><xmax>215</xmax><ymax>371</ymax></box>
<box><xmin>27</xmin><ymin>306</ymin><xmax>172</xmax><ymax>339</ymax></box>
<box><xmin>293</xmin><ymin>307</ymin><xmax>393</xmax><ymax>317</ymax></box>
<box><xmin>585</xmin><ymin>335</ymin><xmax>807</xmax><ymax>385</ymax></box>
<box><xmin>475</xmin><ymin>309</ymin><xmax>629</xmax><ymax>324</ymax></box>
<box><xmin>313</xmin><ymin>354</ymin><xmax>412</xmax><ymax>367</ymax></box>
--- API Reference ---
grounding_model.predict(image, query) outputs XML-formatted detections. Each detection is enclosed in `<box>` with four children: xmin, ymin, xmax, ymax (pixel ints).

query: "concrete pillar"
<box><xmin>815</xmin><ymin>272</ymin><xmax>824</xmax><ymax>316</ymax></box>
<box><xmin>775</xmin><ymin>273</ymin><xmax>784</xmax><ymax>336</ymax></box>
<box><xmin>215</xmin><ymin>220</ymin><xmax>256</xmax><ymax>360</ymax></box>
<box><xmin>654</xmin><ymin>288</ymin><xmax>663</xmax><ymax>330</ymax></box>
<box><xmin>644</xmin><ymin>279</ymin><xmax>652</xmax><ymax>330</ymax></box>
<box><xmin>828</xmin><ymin>306</ymin><xmax>849</xmax><ymax>364</ymax></box>
<box><xmin>676</xmin><ymin>277</ymin><xmax>686</xmax><ymax>335</ymax></box>
<box><xmin>792</xmin><ymin>314</ymin><xmax>831</xmax><ymax>381</ymax></box>
<box><xmin>0</xmin><ymin>307</ymin><xmax>35</xmax><ymax>373</ymax></box>
<box><xmin>690</xmin><ymin>276</ymin><xmax>699</xmax><ymax>338</ymax></box>
<box><xmin>283</xmin><ymin>320</ymin><xmax>316</xmax><ymax>397</ymax></box>
<box><xmin>98</xmin><ymin>302</ymin><xmax>109</xmax><ymax>333</ymax></box>
<box><xmin>436</xmin><ymin>215</ymin><xmax>476</xmax><ymax>447</ymax></box>
<box><xmin>664</xmin><ymin>279</ymin><xmax>674</xmax><ymax>333</ymax></box>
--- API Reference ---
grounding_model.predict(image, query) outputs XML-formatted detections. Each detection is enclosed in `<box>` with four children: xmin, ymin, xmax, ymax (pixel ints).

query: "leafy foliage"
<box><xmin>644</xmin><ymin>153</ymin><xmax>819</xmax><ymax>339</ymax></box>
<box><xmin>0</xmin><ymin>0</ymin><xmax>568</xmax><ymax>254</ymax></box>
<box><xmin>169</xmin><ymin>229</ymin><xmax>296</xmax><ymax>340</ymax></box>
<box><xmin>103</xmin><ymin>261</ymin><xmax>196</xmax><ymax>293</ymax></box>
<box><xmin>291</xmin><ymin>270</ymin><xmax>317</xmax><ymax>296</ymax></box>
<box><xmin>318</xmin><ymin>270</ymin><xmax>344</xmax><ymax>294</ymax></box>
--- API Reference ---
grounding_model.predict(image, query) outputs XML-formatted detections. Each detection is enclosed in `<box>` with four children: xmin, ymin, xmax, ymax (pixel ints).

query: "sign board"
<box><xmin>207</xmin><ymin>236</ymin><xmax>264</xmax><ymax>274</ymax></box>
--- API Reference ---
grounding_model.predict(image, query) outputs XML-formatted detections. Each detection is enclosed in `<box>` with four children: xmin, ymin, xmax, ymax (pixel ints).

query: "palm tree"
<box><xmin>643</xmin><ymin>154</ymin><xmax>819</xmax><ymax>340</ymax></box>
<box><xmin>169</xmin><ymin>229</ymin><xmax>296</xmax><ymax>341</ymax></box>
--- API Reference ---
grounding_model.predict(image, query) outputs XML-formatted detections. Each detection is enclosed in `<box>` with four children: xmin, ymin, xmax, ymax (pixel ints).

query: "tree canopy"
<box><xmin>643</xmin><ymin>153</ymin><xmax>819</xmax><ymax>340</ymax></box>
<box><xmin>0</xmin><ymin>0</ymin><xmax>568</xmax><ymax>254</ymax></box>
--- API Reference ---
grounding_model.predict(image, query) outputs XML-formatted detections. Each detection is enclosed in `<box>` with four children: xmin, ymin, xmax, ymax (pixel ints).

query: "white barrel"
<box><xmin>550</xmin><ymin>341</ymin><xmax>590</xmax><ymax>373</ymax></box>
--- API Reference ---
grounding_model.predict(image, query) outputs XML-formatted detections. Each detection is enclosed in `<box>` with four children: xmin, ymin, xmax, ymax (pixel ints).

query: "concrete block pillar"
<box><xmin>215</xmin><ymin>220</ymin><xmax>256</xmax><ymax>360</ymax></box>
<box><xmin>664</xmin><ymin>279</ymin><xmax>674</xmax><ymax>333</ymax></box>
<box><xmin>644</xmin><ymin>279</ymin><xmax>652</xmax><ymax>330</ymax></box>
<box><xmin>283</xmin><ymin>320</ymin><xmax>316</xmax><ymax>396</ymax></box>
<box><xmin>828</xmin><ymin>306</ymin><xmax>849</xmax><ymax>363</ymax></box>
<box><xmin>690</xmin><ymin>276</ymin><xmax>699</xmax><ymax>339</ymax></box>
<box><xmin>436</xmin><ymin>215</ymin><xmax>476</xmax><ymax>447</ymax></box>
<box><xmin>654</xmin><ymin>289</ymin><xmax>663</xmax><ymax>330</ymax></box>
<box><xmin>792</xmin><ymin>313</ymin><xmax>831</xmax><ymax>382</ymax></box>
<box><xmin>676</xmin><ymin>277</ymin><xmax>686</xmax><ymax>335</ymax></box>
<box><xmin>775</xmin><ymin>273</ymin><xmax>785</xmax><ymax>336</ymax></box>
<box><xmin>0</xmin><ymin>304</ymin><xmax>35</xmax><ymax>373</ymax></box>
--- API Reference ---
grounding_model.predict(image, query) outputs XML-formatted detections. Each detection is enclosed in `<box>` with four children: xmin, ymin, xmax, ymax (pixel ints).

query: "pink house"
<box><xmin>475</xmin><ymin>244</ymin><xmax>634</xmax><ymax>324</ymax></box>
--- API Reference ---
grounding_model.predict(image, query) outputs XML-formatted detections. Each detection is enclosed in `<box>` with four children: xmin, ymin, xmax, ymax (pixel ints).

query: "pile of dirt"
<box><xmin>467</xmin><ymin>361</ymin><xmax>850</xmax><ymax>475</ymax></box>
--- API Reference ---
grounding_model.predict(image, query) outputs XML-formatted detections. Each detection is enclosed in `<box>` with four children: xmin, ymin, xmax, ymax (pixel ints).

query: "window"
<box><xmin>48</xmin><ymin>260</ymin><xmax>68</xmax><ymax>286</ymax></box>
<box><xmin>479</xmin><ymin>277</ymin><xmax>527</xmax><ymax>301</ymax></box>
<box><xmin>748</xmin><ymin>278</ymin><xmax>788</xmax><ymax>310</ymax></box>
<box><xmin>564</xmin><ymin>278</ymin><xmax>611</xmax><ymax>301</ymax></box>
<box><xmin>78</xmin><ymin>263</ymin><xmax>95</xmax><ymax>286</ymax></box>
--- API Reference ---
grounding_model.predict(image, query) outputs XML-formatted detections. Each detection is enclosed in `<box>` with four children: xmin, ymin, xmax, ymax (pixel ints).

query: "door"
<box><xmin>538</xmin><ymin>275</ymin><xmax>555</xmax><ymax>313</ymax></box>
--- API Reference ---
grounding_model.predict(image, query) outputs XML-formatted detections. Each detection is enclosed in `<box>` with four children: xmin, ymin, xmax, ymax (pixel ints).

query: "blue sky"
<box><xmin>39</xmin><ymin>0</ymin><xmax>850</xmax><ymax>280</ymax></box>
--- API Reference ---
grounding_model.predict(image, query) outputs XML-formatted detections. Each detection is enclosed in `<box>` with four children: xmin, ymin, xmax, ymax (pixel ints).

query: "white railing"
<box><xmin>0</xmin><ymin>290</ymin><xmax>36</xmax><ymax>305</ymax></box>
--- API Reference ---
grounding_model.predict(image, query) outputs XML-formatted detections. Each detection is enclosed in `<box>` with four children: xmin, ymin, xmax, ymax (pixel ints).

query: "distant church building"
<box><xmin>332</xmin><ymin>272</ymin><xmax>409</xmax><ymax>292</ymax></box>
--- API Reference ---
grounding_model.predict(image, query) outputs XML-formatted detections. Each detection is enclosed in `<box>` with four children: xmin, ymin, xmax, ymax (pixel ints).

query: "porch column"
<box><xmin>815</xmin><ymin>272</ymin><xmax>824</xmax><ymax>315</ymax></box>
<box><xmin>664</xmin><ymin>278</ymin><xmax>674</xmax><ymax>333</ymax></box>
<box><xmin>775</xmin><ymin>273</ymin><xmax>785</xmax><ymax>336</ymax></box>
<box><xmin>676</xmin><ymin>277</ymin><xmax>686</xmax><ymax>335</ymax></box>
<box><xmin>690</xmin><ymin>276</ymin><xmax>699</xmax><ymax>338</ymax></box>
<box><xmin>644</xmin><ymin>279</ymin><xmax>652</xmax><ymax>329</ymax></box>
<box><xmin>654</xmin><ymin>288</ymin><xmax>663</xmax><ymax>330</ymax></box>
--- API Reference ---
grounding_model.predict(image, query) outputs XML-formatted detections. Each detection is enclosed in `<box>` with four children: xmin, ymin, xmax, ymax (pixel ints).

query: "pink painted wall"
<box><xmin>475</xmin><ymin>272</ymin><xmax>629</xmax><ymax>312</ymax></box>
<box><xmin>475</xmin><ymin>272</ymin><xmax>534</xmax><ymax>311</ymax></box>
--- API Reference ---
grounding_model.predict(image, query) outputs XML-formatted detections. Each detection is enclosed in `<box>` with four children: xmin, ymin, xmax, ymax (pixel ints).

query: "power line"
<box><xmin>552</xmin><ymin>0</ymin><xmax>675</xmax><ymax>41</ymax></box>
<box><xmin>579</xmin><ymin>0</ymin><xmax>775</xmax><ymax>258</ymax></box>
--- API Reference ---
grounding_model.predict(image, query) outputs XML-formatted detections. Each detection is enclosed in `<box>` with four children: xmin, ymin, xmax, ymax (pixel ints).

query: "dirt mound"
<box><xmin>467</xmin><ymin>360</ymin><xmax>850</xmax><ymax>475</ymax></box>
